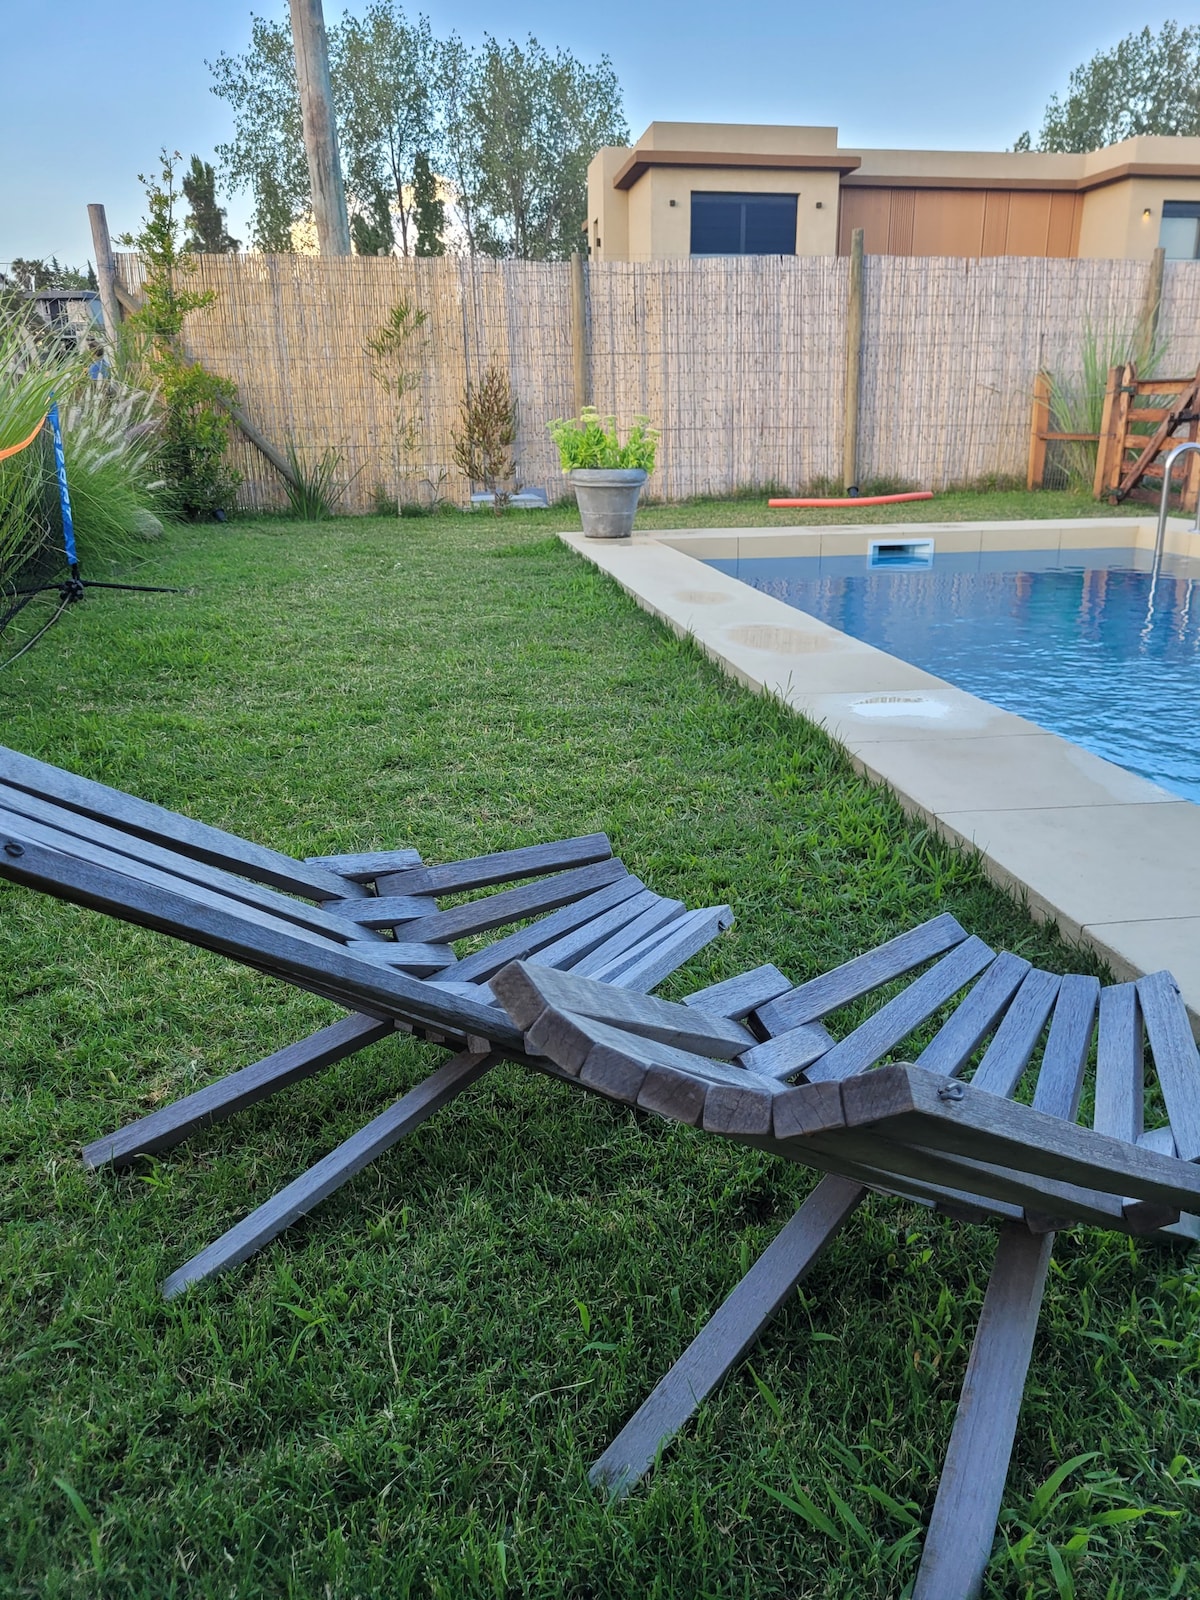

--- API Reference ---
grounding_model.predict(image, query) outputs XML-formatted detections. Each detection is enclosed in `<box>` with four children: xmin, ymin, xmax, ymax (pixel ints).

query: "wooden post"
<box><xmin>1092</xmin><ymin>365</ymin><xmax>1121</xmax><ymax>499</ymax></box>
<box><xmin>287</xmin><ymin>0</ymin><xmax>351</xmax><ymax>256</ymax></box>
<box><xmin>1136</xmin><ymin>245</ymin><xmax>1166</xmax><ymax>357</ymax></box>
<box><xmin>1026</xmin><ymin>371</ymin><xmax>1050</xmax><ymax>490</ymax></box>
<box><xmin>87</xmin><ymin>203</ymin><xmax>122</xmax><ymax>348</ymax></box>
<box><xmin>843</xmin><ymin>227</ymin><xmax>864</xmax><ymax>492</ymax></box>
<box><xmin>569</xmin><ymin>251</ymin><xmax>591</xmax><ymax>419</ymax></box>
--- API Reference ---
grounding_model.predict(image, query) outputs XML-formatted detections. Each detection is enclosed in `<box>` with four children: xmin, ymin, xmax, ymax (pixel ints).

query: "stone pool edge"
<box><xmin>562</xmin><ymin>519</ymin><xmax>1200</xmax><ymax>1035</ymax></box>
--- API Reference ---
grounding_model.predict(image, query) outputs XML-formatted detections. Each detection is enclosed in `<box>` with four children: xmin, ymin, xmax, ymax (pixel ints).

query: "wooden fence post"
<box><xmin>1137</xmin><ymin>245</ymin><xmax>1166</xmax><ymax>356</ymax></box>
<box><xmin>1026</xmin><ymin>372</ymin><xmax>1051</xmax><ymax>490</ymax></box>
<box><xmin>87</xmin><ymin>204</ymin><xmax>122</xmax><ymax>349</ymax></box>
<box><xmin>570</xmin><ymin>252</ymin><xmax>591</xmax><ymax>419</ymax></box>
<box><xmin>287</xmin><ymin>0</ymin><xmax>352</xmax><ymax>256</ymax></box>
<box><xmin>1093</xmin><ymin>365</ymin><xmax>1123</xmax><ymax>499</ymax></box>
<box><xmin>843</xmin><ymin>227</ymin><xmax>864</xmax><ymax>491</ymax></box>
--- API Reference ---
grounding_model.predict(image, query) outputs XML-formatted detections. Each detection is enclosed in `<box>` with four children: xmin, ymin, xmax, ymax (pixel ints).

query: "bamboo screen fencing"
<box><xmin>115</xmin><ymin>252</ymin><xmax>1200</xmax><ymax>512</ymax></box>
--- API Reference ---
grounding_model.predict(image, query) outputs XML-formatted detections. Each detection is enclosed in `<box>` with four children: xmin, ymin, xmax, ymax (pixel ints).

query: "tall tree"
<box><xmin>1016</xmin><ymin>21</ymin><xmax>1200</xmax><ymax>151</ymax></box>
<box><xmin>464</xmin><ymin>36</ymin><xmax>627</xmax><ymax>259</ymax></box>
<box><xmin>182</xmin><ymin>156</ymin><xmax>240</xmax><ymax>252</ymax></box>
<box><xmin>209</xmin><ymin>9</ymin><xmax>626</xmax><ymax>259</ymax></box>
<box><xmin>412</xmin><ymin>152</ymin><xmax>445</xmax><ymax>255</ymax></box>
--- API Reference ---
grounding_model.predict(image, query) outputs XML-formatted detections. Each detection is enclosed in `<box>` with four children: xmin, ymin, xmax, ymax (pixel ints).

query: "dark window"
<box><xmin>1160</xmin><ymin>200</ymin><xmax>1200</xmax><ymax>260</ymax></box>
<box><xmin>690</xmin><ymin>192</ymin><xmax>797</xmax><ymax>256</ymax></box>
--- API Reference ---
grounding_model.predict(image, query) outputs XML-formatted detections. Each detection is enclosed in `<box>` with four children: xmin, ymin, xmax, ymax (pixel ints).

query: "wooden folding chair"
<box><xmin>491</xmin><ymin>939</ymin><xmax>1200</xmax><ymax>1599</ymax></box>
<box><xmin>0</xmin><ymin>743</ymin><xmax>733</xmax><ymax>1297</ymax></box>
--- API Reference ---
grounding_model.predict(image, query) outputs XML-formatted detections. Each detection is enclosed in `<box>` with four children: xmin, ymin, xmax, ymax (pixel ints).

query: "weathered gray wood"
<box><xmin>1031</xmin><ymin>974</ymin><xmax>1099</xmax><ymax>1122</ymax></box>
<box><xmin>0</xmin><ymin>830</ymin><xmax>525</xmax><ymax>1048</ymax></box>
<box><xmin>87</xmin><ymin>203</ymin><xmax>123</xmax><ymax>349</ymax></box>
<box><xmin>0</xmin><ymin>785</ymin><xmax>391</xmax><ymax>943</ymax></box>
<box><xmin>525</xmin><ymin>1007</ymin><xmax>774</xmax><ymax>1094</ymax></box>
<box><xmin>162</xmin><ymin>1049</ymin><xmax>496</xmax><ymax>1297</ymax></box>
<box><xmin>914</xmin><ymin>951</ymin><xmax>1031</xmax><ymax>1077</ymax></box>
<box><xmin>682</xmin><ymin>964</ymin><xmax>792</xmax><ymax>1020</ymax></box>
<box><xmin>736</xmin><ymin>1023</ymin><xmax>835</xmax><ymax>1081</ymax></box>
<box><xmin>804</xmin><ymin>938</ymin><xmax>997</xmax><ymax>1084</ymax></box>
<box><xmin>370</xmin><ymin>834</ymin><xmax>613</xmax><ymax>898</ymax></box>
<box><xmin>600</xmin><ymin>906</ymin><xmax>735</xmax><ymax>993</ymax></box>
<box><xmin>775</xmin><ymin>1126</ymin><xmax>1139</xmax><ymax>1231</ymax></box>
<box><xmin>378</xmin><ymin>859</ymin><xmax>628</xmax><ymax>945</ymax></box>
<box><xmin>567</xmin><ymin>899</ymin><xmax>686</xmax><ymax>978</ymax></box>
<box><xmin>326</xmin><ymin>894</ymin><xmax>439</xmax><ymax>928</ymax></box>
<box><xmin>522</xmin><ymin>886</ymin><xmax>660</xmax><ymax>972</ymax></box>
<box><xmin>304</xmin><ymin>848</ymin><xmax>423</xmax><ymax>880</ymax></box>
<box><xmin>1094</xmin><ymin>983</ymin><xmax>1143</xmax><ymax>1143</ymax></box>
<box><xmin>82</xmin><ymin>1014</ymin><xmax>395</xmax><ymax>1169</ymax></box>
<box><xmin>287</xmin><ymin>0</ymin><xmax>352</xmax><ymax>255</ymax></box>
<box><xmin>837</xmin><ymin>1062</ymin><xmax>1200</xmax><ymax>1212</ymax></box>
<box><xmin>489</xmin><ymin>961</ymin><xmax>754</xmax><ymax>1057</ymax></box>
<box><xmin>448</xmin><ymin>875</ymin><xmax>647</xmax><ymax>983</ymax></box>
<box><xmin>755</xmin><ymin>913</ymin><xmax>968</xmax><ymax>1034</ymax></box>
<box><xmin>0</xmin><ymin>742</ymin><xmax>363</xmax><ymax>899</ymax></box>
<box><xmin>589</xmin><ymin>1176</ymin><xmax>867</xmax><ymax>1497</ymax></box>
<box><xmin>969</xmin><ymin>969</ymin><xmax>1061</xmax><ymax>1098</ymax></box>
<box><xmin>912</xmin><ymin>1224</ymin><xmax>1055</xmax><ymax>1600</ymax></box>
<box><xmin>772</xmin><ymin>1080</ymin><xmax>848</xmax><ymax>1140</ymax></box>
<box><xmin>1137</xmin><ymin>969</ymin><xmax>1200</xmax><ymax>1161</ymax></box>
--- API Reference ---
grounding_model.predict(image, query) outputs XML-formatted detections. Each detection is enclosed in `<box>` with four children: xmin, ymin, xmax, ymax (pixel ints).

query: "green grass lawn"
<box><xmin>1</xmin><ymin>494</ymin><xmax>1196</xmax><ymax>1599</ymax></box>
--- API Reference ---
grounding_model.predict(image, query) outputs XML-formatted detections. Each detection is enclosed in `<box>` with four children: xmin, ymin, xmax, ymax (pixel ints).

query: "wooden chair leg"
<box><xmin>913</xmin><ymin>1223</ymin><xmax>1055</xmax><ymax>1600</ymax></box>
<box><xmin>161</xmin><ymin>1049</ymin><xmax>497</xmax><ymax>1298</ymax></box>
<box><xmin>82</xmin><ymin>1013</ymin><xmax>397</xmax><ymax>1170</ymax></box>
<box><xmin>590</xmin><ymin>1174</ymin><xmax>866</xmax><ymax>1497</ymax></box>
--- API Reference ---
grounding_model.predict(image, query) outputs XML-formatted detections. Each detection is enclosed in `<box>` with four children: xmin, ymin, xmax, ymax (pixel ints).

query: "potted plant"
<box><xmin>547</xmin><ymin>408</ymin><xmax>658</xmax><ymax>538</ymax></box>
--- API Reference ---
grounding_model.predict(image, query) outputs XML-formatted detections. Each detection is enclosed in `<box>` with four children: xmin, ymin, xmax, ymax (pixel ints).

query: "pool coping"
<box><xmin>562</xmin><ymin>517</ymin><xmax>1200</xmax><ymax>1036</ymax></box>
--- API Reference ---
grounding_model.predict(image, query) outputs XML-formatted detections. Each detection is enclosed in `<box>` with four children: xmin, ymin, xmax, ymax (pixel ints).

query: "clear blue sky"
<box><xmin>2</xmin><ymin>0</ymin><xmax>1196</xmax><ymax>264</ymax></box>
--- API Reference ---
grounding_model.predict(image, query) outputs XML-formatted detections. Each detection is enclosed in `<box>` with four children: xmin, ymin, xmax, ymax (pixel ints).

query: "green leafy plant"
<box><xmin>119</xmin><ymin>150</ymin><xmax>240</xmax><ymax>519</ymax></box>
<box><xmin>365</xmin><ymin>298</ymin><xmax>429</xmax><ymax>511</ymax></box>
<box><xmin>547</xmin><ymin>407</ymin><xmax>658</xmax><ymax>472</ymax></box>
<box><xmin>452</xmin><ymin>365</ymin><xmax>518</xmax><ymax>513</ymax></box>
<box><xmin>1043</xmin><ymin>317</ymin><xmax>1168</xmax><ymax>493</ymax></box>
<box><xmin>283</xmin><ymin>443</ymin><xmax>357</xmax><ymax>520</ymax></box>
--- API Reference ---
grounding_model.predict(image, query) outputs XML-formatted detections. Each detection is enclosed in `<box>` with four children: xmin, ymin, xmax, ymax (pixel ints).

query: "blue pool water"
<box><xmin>705</xmin><ymin>545</ymin><xmax>1200</xmax><ymax>803</ymax></box>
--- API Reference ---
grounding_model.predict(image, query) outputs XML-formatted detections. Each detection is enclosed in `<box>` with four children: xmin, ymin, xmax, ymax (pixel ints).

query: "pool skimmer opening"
<box><xmin>868</xmin><ymin>538</ymin><xmax>935</xmax><ymax>569</ymax></box>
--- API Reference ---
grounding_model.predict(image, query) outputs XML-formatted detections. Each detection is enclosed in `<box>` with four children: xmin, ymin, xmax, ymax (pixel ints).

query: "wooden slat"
<box><xmin>1031</xmin><ymin>974</ymin><xmax>1099</xmax><ymax>1122</ymax></box>
<box><xmin>1094</xmin><ymin>983</ymin><xmax>1143</xmax><ymax>1143</ymax></box>
<box><xmin>379</xmin><ymin>859</ymin><xmax>629</xmax><ymax>945</ymax></box>
<box><xmin>371</xmin><ymin>834</ymin><xmax>613</xmax><ymax>897</ymax></box>
<box><xmin>325</xmin><ymin>894</ymin><xmax>439</xmax><ymax>928</ymax></box>
<box><xmin>0</xmin><ymin>830</ymin><xmax>525</xmax><ymax>1048</ymax></box>
<box><xmin>1137</xmin><ymin>970</ymin><xmax>1200</xmax><ymax>1162</ymax></box>
<box><xmin>0</xmin><ymin>783</ymin><xmax>393</xmax><ymax>943</ymax></box>
<box><xmin>488</xmin><ymin>961</ymin><xmax>754</xmax><ymax>1057</ymax></box>
<box><xmin>968</xmin><ymin>969</ymin><xmax>1060</xmax><ymax>1097</ymax></box>
<box><xmin>161</xmin><ymin>1050</ymin><xmax>497</xmax><ymax>1297</ymax></box>
<box><xmin>304</xmin><ymin>848</ymin><xmax>423</xmax><ymax>880</ymax></box>
<box><xmin>448</xmin><ymin>875</ymin><xmax>647</xmax><ymax>983</ymax></box>
<box><xmin>0</xmin><ymin>742</ymin><xmax>363</xmax><ymax>900</ymax></box>
<box><xmin>803</xmin><ymin>938</ymin><xmax>997</xmax><ymax>1084</ymax></box>
<box><xmin>755</xmin><ymin>913</ymin><xmax>968</xmax><ymax>1034</ymax></box>
<box><xmin>568</xmin><ymin>898</ymin><xmax>686</xmax><ymax>977</ymax></box>
<box><xmin>914</xmin><ymin>951</ymin><xmax>1031</xmax><ymax>1077</ymax></box>
<box><xmin>837</xmin><ymin>1062</ymin><xmax>1200</xmax><ymax>1212</ymax></box>
<box><xmin>601</xmin><ymin>905</ymin><xmax>734</xmax><ymax>993</ymax></box>
<box><xmin>517</xmin><ymin>885</ymin><xmax>662</xmax><ymax>974</ymax></box>
<box><xmin>82</xmin><ymin>1013</ymin><xmax>396</xmax><ymax>1169</ymax></box>
<box><xmin>682</xmin><ymin>963</ymin><xmax>792</xmax><ymax>1020</ymax></box>
<box><xmin>736</xmin><ymin>1023</ymin><xmax>835</xmax><ymax>1081</ymax></box>
<box><xmin>588</xmin><ymin>1176</ymin><xmax>867</xmax><ymax>1497</ymax></box>
<box><xmin>912</xmin><ymin>1226</ymin><xmax>1055</xmax><ymax>1600</ymax></box>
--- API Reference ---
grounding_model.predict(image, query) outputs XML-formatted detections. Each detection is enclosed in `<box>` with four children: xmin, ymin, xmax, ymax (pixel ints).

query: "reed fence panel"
<box><xmin>114</xmin><ymin>252</ymin><xmax>1200</xmax><ymax>510</ymax></box>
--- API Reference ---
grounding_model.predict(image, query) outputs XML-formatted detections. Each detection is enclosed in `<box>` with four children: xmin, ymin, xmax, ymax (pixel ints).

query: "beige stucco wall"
<box><xmin>1078</xmin><ymin>175</ymin><xmax>1200</xmax><ymax>259</ymax></box>
<box><xmin>588</xmin><ymin>125</ymin><xmax>1200</xmax><ymax>262</ymax></box>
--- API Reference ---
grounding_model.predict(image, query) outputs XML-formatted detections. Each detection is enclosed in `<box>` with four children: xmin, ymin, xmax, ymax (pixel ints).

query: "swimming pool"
<box><xmin>704</xmin><ymin>545</ymin><xmax>1200</xmax><ymax>803</ymax></box>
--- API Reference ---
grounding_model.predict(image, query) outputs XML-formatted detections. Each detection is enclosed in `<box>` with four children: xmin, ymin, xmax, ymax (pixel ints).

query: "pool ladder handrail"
<box><xmin>1153</xmin><ymin>440</ymin><xmax>1200</xmax><ymax>578</ymax></box>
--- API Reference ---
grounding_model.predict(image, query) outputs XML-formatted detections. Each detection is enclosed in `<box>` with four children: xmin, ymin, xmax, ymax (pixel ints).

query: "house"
<box><xmin>587</xmin><ymin>122</ymin><xmax>1200</xmax><ymax>261</ymax></box>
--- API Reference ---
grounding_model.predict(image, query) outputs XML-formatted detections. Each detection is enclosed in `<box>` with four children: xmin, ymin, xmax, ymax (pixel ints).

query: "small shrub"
<box><xmin>283</xmin><ymin>443</ymin><xmax>354</xmax><ymax>520</ymax></box>
<box><xmin>547</xmin><ymin>407</ymin><xmax>658</xmax><ymax>472</ymax></box>
<box><xmin>451</xmin><ymin>366</ymin><xmax>518</xmax><ymax>515</ymax></box>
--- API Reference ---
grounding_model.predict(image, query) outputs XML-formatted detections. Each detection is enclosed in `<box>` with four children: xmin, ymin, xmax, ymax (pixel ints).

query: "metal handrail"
<box><xmin>1153</xmin><ymin>441</ymin><xmax>1200</xmax><ymax>577</ymax></box>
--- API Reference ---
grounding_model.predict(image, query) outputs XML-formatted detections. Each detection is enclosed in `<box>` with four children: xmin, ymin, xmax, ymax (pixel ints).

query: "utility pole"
<box><xmin>287</xmin><ymin>0</ymin><xmax>352</xmax><ymax>256</ymax></box>
<box><xmin>87</xmin><ymin>203</ymin><xmax>123</xmax><ymax>347</ymax></box>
